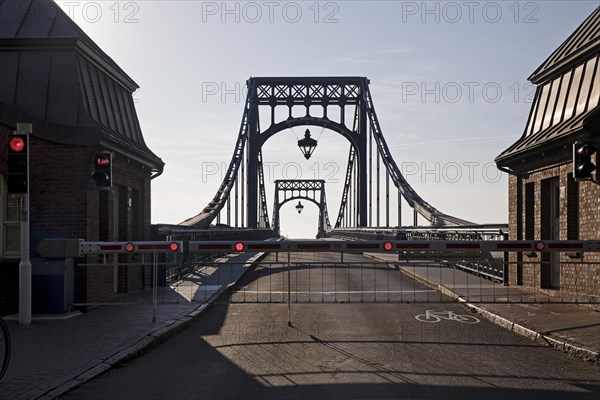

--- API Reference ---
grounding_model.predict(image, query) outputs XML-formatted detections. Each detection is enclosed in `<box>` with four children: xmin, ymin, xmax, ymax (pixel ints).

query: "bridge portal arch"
<box><xmin>272</xmin><ymin>180</ymin><xmax>331</xmax><ymax>238</ymax></box>
<box><xmin>247</xmin><ymin>77</ymin><xmax>369</xmax><ymax>229</ymax></box>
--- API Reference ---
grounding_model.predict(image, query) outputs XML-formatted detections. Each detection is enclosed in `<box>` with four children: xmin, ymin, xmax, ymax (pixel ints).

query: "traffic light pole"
<box><xmin>17</xmin><ymin>123</ymin><xmax>31</xmax><ymax>325</ymax></box>
<box><xmin>19</xmin><ymin>194</ymin><xmax>31</xmax><ymax>325</ymax></box>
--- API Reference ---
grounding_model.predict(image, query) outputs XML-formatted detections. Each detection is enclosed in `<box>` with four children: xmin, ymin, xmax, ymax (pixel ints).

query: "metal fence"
<box><xmin>189</xmin><ymin>254</ymin><xmax>600</xmax><ymax>306</ymax></box>
<box><xmin>40</xmin><ymin>239</ymin><xmax>600</xmax><ymax>319</ymax></box>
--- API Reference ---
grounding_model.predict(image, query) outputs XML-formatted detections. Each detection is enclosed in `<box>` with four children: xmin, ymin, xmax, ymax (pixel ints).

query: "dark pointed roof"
<box><xmin>496</xmin><ymin>7</ymin><xmax>600</xmax><ymax>168</ymax></box>
<box><xmin>529</xmin><ymin>6</ymin><xmax>600</xmax><ymax>84</ymax></box>
<box><xmin>0</xmin><ymin>0</ymin><xmax>163</xmax><ymax>172</ymax></box>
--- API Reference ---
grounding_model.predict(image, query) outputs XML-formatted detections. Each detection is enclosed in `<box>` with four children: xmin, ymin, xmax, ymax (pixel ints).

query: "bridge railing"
<box><xmin>328</xmin><ymin>226</ymin><xmax>510</xmax><ymax>281</ymax></box>
<box><xmin>329</xmin><ymin>226</ymin><xmax>508</xmax><ymax>241</ymax></box>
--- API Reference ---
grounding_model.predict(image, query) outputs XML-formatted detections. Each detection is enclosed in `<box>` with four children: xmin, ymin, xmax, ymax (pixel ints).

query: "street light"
<box><xmin>297</xmin><ymin>129</ymin><xmax>317</xmax><ymax>160</ymax></box>
<box><xmin>295</xmin><ymin>201</ymin><xmax>304</xmax><ymax>214</ymax></box>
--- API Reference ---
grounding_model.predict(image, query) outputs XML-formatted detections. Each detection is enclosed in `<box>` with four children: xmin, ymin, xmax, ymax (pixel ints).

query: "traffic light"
<box><xmin>573</xmin><ymin>142</ymin><xmax>597</xmax><ymax>180</ymax></box>
<box><xmin>7</xmin><ymin>133</ymin><xmax>28</xmax><ymax>193</ymax></box>
<box><xmin>93</xmin><ymin>152</ymin><xmax>112</xmax><ymax>188</ymax></box>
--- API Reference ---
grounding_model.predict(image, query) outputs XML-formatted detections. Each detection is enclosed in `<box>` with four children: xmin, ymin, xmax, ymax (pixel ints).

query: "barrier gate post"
<box><xmin>153</xmin><ymin>250</ymin><xmax>158</xmax><ymax>322</ymax></box>
<box><xmin>287</xmin><ymin>251</ymin><xmax>291</xmax><ymax>326</ymax></box>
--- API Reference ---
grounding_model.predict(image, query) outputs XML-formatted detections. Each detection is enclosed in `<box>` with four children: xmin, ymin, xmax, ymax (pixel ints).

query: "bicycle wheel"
<box><xmin>453</xmin><ymin>314</ymin><xmax>480</xmax><ymax>324</ymax></box>
<box><xmin>0</xmin><ymin>317</ymin><xmax>10</xmax><ymax>381</ymax></box>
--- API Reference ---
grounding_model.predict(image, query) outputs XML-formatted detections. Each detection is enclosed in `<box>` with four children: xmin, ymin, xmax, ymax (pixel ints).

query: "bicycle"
<box><xmin>0</xmin><ymin>316</ymin><xmax>11</xmax><ymax>380</ymax></box>
<box><xmin>415</xmin><ymin>310</ymin><xmax>480</xmax><ymax>324</ymax></box>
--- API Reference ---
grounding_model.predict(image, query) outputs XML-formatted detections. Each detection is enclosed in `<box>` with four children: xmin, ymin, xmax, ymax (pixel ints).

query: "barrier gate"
<box><xmin>50</xmin><ymin>239</ymin><xmax>600</xmax><ymax>317</ymax></box>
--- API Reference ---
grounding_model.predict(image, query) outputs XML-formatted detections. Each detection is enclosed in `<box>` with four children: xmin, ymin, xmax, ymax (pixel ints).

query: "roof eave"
<box><xmin>75</xmin><ymin>38</ymin><xmax>139</xmax><ymax>92</ymax></box>
<box><xmin>98</xmin><ymin>136</ymin><xmax>165</xmax><ymax>174</ymax></box>
<box><xmin>495</xmin><ymin>137</ymin><xmax>570</xmax><ymax>172</ymax></box>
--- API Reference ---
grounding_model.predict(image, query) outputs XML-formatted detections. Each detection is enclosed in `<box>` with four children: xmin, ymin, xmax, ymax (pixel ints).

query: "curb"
<box><xmin>365</xmin><ymin>253</ymin><xmax>600</xmax><ymax>364</ymax></box>
<box><xmin>37</xmin><ymin>252</ymin><xmax>268</xmax><ymax>400</ymax></box>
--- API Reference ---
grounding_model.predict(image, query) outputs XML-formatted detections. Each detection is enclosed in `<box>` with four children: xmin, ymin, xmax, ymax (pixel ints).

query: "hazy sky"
<box><xmin>57</xmin><ymin>0</ymin><xmax>599</xmax><ymax>238</ymax></box>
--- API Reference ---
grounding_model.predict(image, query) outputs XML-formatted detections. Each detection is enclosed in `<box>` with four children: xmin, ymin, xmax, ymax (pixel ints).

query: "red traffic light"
<box><xmin>9</xmin><ymin>136</ymin><xmax>25</xmax><ymax>152</ymax></box>
<box><xmin>7</xmin><ymin>134</ymin><xmax>28</xmax><ymax>193</ymax></box>
<box><xmin>125</xmin><ymin>243</ymin><xmax>135</xmax><ymax>252</ymax></box>
<box><xmin>577</xmin><ymin>144</ymin><xmax>596</xmax><ymax>157</ymax></box>
<box><xmin>93</xmin><ymin>152</ymin><xmax>112</xmax><ymax>188</ymax></box>
<box><xmin>169</xmin><ymin>242</ymin><xmax>179</xmax><ymax>252</ymax></box>
<box><xmin>235</xmin><ymin>242</ymin><xmax>245</xmax><ymax>252</ymax></box>
<box><xmin>94</xmin><ymin>154</ymin><xmax>110</xmax><ymax>166</ymax></box>
<box><xmin>383</xmin><ymin>242</ymin><xmax>393</xmax><ymax>251</ymax></box>
<box><xmin>535</xmin><ymin>241</ymin><xmax>545</xmax><ymax>251</ymax></box>
<box><xmin>573</xmin><ymin>142</ymin><xmax>597</xmax><ymax>180</ymax></box>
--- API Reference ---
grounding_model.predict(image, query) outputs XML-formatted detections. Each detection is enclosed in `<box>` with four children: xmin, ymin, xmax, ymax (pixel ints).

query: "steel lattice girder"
<box><xmin>254</xmin><ymin>77</ymin><xmax>364</xmax><ymax>106</ymax></box>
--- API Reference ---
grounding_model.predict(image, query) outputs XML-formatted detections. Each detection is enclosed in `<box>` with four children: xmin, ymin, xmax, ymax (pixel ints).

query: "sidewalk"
<box><xmin>0</xmin><ymin>252</ymin><xmax>264</xmax><ymax>400</ymax></box>
<box><xmin>366</xmin><ymin>252</ymin><xmax>600</xmax><ymax>363</ymax></box>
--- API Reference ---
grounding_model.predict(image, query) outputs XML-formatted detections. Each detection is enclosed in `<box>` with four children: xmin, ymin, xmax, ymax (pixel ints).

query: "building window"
<box><xmin>588</xmin><ymin>56</ymin><xmax>600</xmax><ymax>110</ymax></box>
<box><xmin>524</xmin><ymin>182</ymin><xmax>535</xmax><ymax>240</ymax></box>
<box><xmin>117</xmin><ymin>185</ymin><xmax>129</xmax><ymax>241</ymax></box>
<box><xmin>563</xmin><ymin>63</ymin><xmax>584</xmax><ymax>120</ymax></box>
<box><xmin>542</xmin><ymin>77</ymin><xmax>560</xmax><ymax>131</ymax></box>
<box><xmin>575</xmin><ymin>56</ymin><xmax>598</xmax><ymax>115</ymax></box>
<box><xmin>552</xmin><ymin>71</ymin><xmax>571</xmax><ymax>125</ymax></box>
<box><xmin>532</xmin><ymin>84</ymin><xmax>549</xmax><ymax>134</ymax></box>
<box><xmin>98</xmin><ymin>190</ymin><xmax>109</xmax><ymax>242</ymax></box>
<box><xmin>132</xmin><ymin>188</ymin><xmax>142</xmax><ymax>241</ymax></box>
<box><xmin>526</xmin><ymin>53</ymin><xmax>599</xmax><ymax>136</ymax></box>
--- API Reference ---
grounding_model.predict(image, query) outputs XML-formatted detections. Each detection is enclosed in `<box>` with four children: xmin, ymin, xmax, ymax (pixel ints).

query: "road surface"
<box><xmin>63</xmin><ymin>252</ymin><xmax>600</xmax><ymax>399</ymax></box>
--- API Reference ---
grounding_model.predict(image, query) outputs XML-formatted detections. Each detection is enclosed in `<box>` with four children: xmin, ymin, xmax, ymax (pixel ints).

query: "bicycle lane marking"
<box><xmin>415</xmin><ymin>310</ymin><xmax>480</xmax><ymax>324</ymax></box>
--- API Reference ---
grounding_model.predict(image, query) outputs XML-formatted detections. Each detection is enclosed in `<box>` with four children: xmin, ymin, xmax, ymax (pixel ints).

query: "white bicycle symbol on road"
<box><xmin>415</xmin><ymin>310</ymin><xmax>480</xmax><ymax>324</ymax></box>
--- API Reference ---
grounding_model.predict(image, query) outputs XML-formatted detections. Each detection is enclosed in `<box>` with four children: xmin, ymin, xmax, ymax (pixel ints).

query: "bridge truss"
<box><xmin>180</xmin><ymin>77</ymin><xmax>473</xmax><ymax>233</ymax></box>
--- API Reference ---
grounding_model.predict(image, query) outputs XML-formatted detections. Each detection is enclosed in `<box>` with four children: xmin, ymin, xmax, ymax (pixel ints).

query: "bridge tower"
<box><xmin>180</xmin><ymin>76</ymin><xmax>472</xmax><ymax>232</ymax></box>
<box><xmin>246</xmin><ymin>77</ymin><xmax>368</xmax><ymax>228</ymax></box>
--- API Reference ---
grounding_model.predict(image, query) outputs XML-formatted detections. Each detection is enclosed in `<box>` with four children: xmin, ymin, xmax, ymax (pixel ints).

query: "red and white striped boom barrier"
<box><xmin>79</xmin><ymin>241</ymin><xmax>183</xmax><ymax>255</ymax></box>
<box><xmin>187</xmin><ymin>240</ymin><xmax>600</xmax><ymax>254</ymax></box>
<box><xmin>73</xmin><ymin>240</ymin><xmax>600</xmax><ymax>256</ymax></box>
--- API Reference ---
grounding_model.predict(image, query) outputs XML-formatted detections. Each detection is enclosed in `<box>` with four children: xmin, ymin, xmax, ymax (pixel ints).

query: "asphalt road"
<box><xmin>62</xmin><ymin>252</ymin><xmax>600</xmax><ymax>400</ymax></box>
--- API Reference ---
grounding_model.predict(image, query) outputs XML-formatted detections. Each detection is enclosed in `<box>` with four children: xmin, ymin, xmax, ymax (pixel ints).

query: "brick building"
<box><xmin>495</xmin><ymin>7</ymin><xmax>599</xmax><ymax>302</ymax></box>
<box><xmin>0</xmin><ymin>0</ymin><xmax>164</xmax><ymax>314</ymax></box>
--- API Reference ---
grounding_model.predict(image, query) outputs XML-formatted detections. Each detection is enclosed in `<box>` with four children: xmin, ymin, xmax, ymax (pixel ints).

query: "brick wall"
<box><xmin>0</xmin><ymin>125</ymin><xmax>155</xmax><ymax>309</ymax></box>
<box><xmin>507</xmin><ymin>157</ymin><xmax>600</xmax><ymax>303</ymax></box>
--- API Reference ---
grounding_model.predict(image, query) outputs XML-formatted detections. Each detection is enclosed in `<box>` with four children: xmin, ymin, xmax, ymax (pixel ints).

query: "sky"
<box><xmin>57</xmin><ymin>0</ymin><xmax>599</xmax><ymax>238</ymax></box>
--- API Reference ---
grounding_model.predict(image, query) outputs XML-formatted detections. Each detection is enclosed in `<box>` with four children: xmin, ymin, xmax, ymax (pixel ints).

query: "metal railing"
<box><xmin>148</xmin><ymin>253</ymin><xmax>599</xmax><ymax>311</ymax></box>
<box><xmin>186</xmin><ymin>239</ymin><xmax>600</xmax><ymax>308</ymax></box>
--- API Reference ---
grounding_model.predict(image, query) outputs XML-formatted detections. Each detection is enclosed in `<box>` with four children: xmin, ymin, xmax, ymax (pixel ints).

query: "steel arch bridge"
<box><xmin>180</xmin><ymin>77</ymin><xmax>472</xmax><ymax>234</ymax></box>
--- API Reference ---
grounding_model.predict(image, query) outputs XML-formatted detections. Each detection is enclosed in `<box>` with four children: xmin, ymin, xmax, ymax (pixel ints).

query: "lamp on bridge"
<box><xmin>298</xmin><ymin>129</ymin><xmax>317</xmax><ymax>160</ymax></box>
<box><xmin>295</xmin><ymin>201</ymin><xmax>304</xmax><ymax>214</ymax></box>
